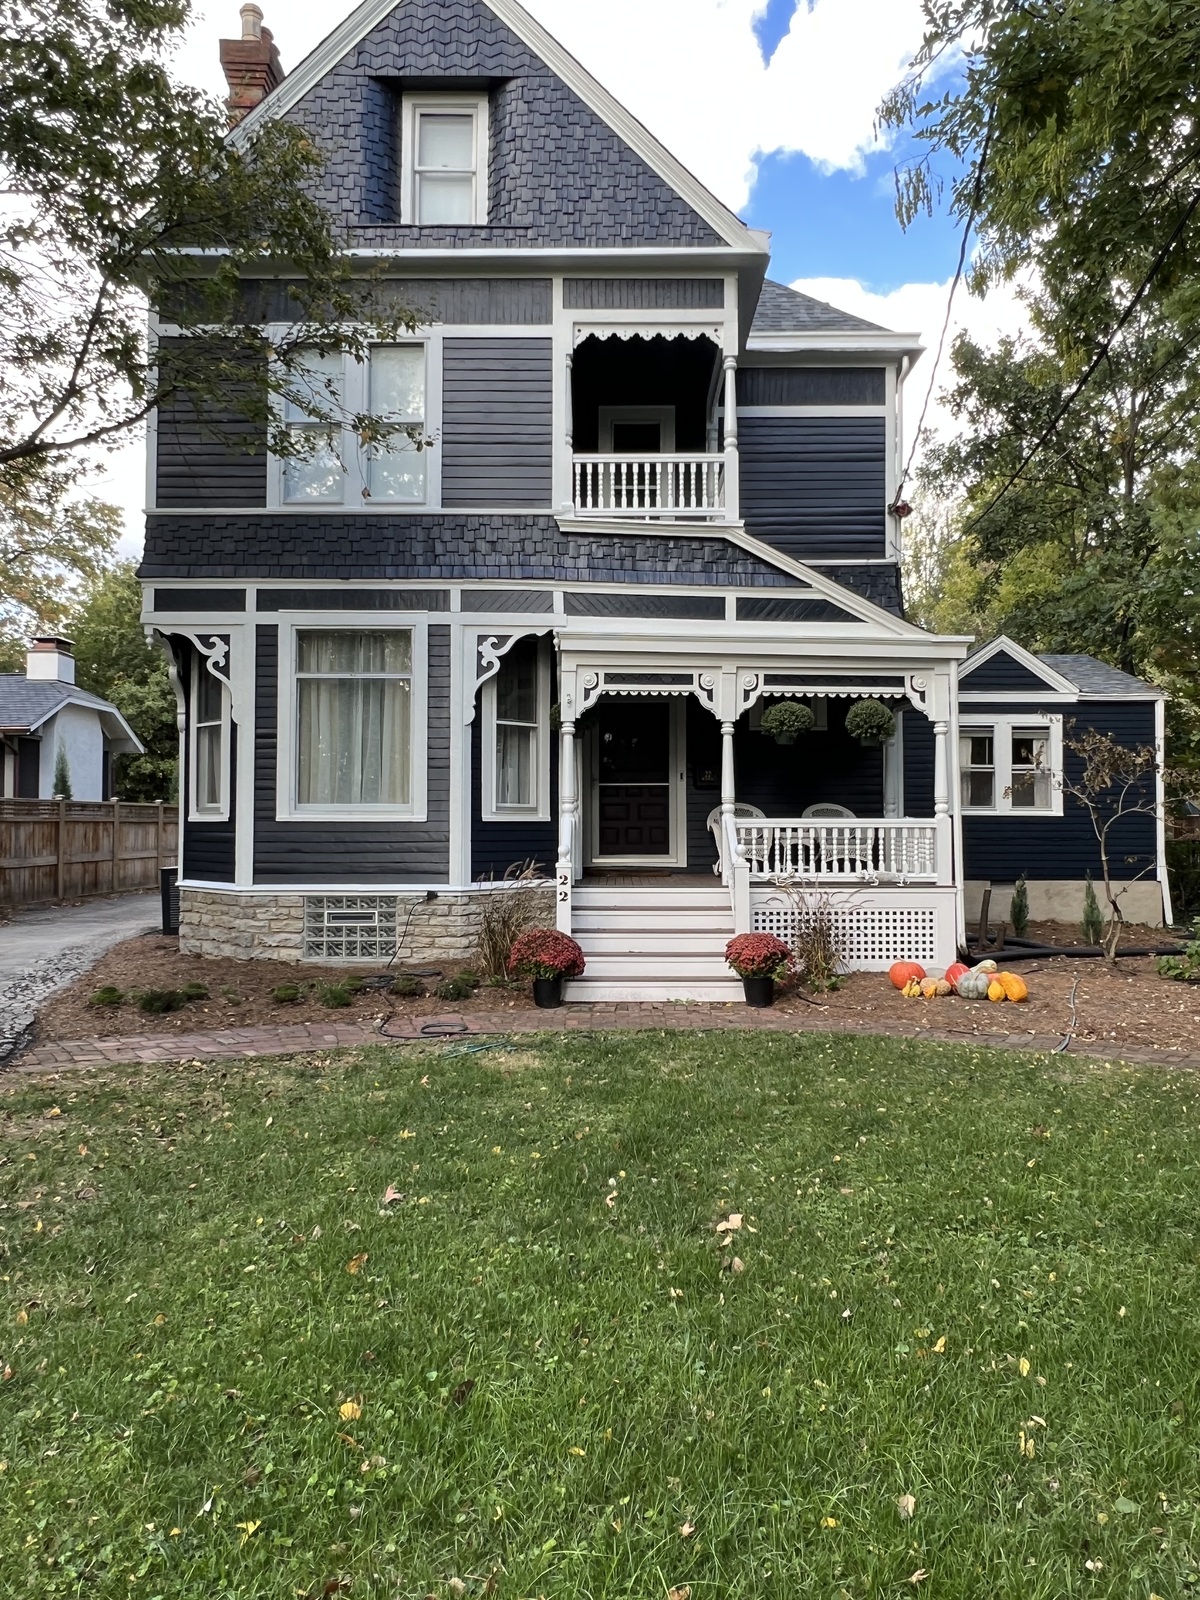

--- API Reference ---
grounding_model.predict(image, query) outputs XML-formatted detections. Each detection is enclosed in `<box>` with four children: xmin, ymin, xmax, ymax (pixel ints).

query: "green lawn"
<box><xmin>2</xmin><ymin>1034</ymin><xmax>1199</xmax><ymax>1599</ymax></box>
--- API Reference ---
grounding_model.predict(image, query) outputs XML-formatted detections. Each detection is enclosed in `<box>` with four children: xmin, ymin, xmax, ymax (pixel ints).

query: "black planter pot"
<box><xmin>741</xmin><ymin>975</ymin><xmax>775</xmax><ymax>1008</ymax></box>
<box><xmin>533</xmin><ymin>976</ymin><xmax>565</xmax><ymax>1009</ymax></box>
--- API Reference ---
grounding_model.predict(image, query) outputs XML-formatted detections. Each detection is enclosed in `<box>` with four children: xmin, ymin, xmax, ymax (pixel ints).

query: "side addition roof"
<box><xmin>750</xmin><ymin>280</ymin><xmax>884</xmax><ymax>336</ymax></box>
<box><xmin>1039</xmin><ymin>655</ymin><xmax>1163</xmax><ymax>699</ymax></box>
<box><xmin>0</xmin><ymin>679</ymin><xmax>144</xmax><ymax>751</ymax></box>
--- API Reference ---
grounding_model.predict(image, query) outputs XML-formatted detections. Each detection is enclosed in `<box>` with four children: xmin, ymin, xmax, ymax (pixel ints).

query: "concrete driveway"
<box><xmin>0</xmin><ymin>893</ymin><xmax>161</xmax><ymax>1060</ymax></box>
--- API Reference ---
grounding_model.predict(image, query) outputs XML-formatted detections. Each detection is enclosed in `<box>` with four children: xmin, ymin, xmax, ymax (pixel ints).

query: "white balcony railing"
<box><xmin>734</xmin><ymin>818</ymin><xmax>950</xmax><ymax>885</ymax></box>
<box><xmin>573</xmin><ymin>454</ymin><xmax>727</xmax><ymax>519</ymax></box>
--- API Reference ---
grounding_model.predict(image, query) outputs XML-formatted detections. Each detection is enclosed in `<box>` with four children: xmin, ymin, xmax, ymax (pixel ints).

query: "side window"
<box><xmin>482</xmin><ymin>639</ymin><xmax>550</xmax><ymax>821</ymax></box>
<box><xmin>366</xmin><ymin>347</ymin><xmax>426</xmax><ymax>503</ymax></box>
<box><xmin>959</xmin><ymin>731</ymin><xmax>995</xmax><ymax>810</ymax></box>
<box><xmin>282</xmin><ymin>351</ymin><xmax>345</xmax><ymax>504</ymax></box>
<box><xmin>190</xmin><ymin>657</ymin><xmax>230</xmax><ymax>820</ymax></box>
<box><xmin>402</xmin><ymin>96</ymin><xmax>489</xmax><ymax>226</ymax></box>
<box><xmin>1010</xmin><ymin>729</ymin><xmax>1052</xmax><ymax>809</ymax></box>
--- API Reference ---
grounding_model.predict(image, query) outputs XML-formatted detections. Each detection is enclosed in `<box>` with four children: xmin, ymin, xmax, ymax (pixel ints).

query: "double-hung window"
<box><xmin>482</xmin><ymin>639</ymin><xmax>550</xmax><ymax>821</ymax></box>
<box><xmin>293</xmin><ymin>630</ymin><xmax>419</xmax><ymax>815</ymax></box>
<box><xmin>366</xmin><ymin>346</ymin><xmax>427</xmax><ymax>502</ymax></box>
<box><xmin>402</xmin><ymin>96</ymin><xmax>488</xmax><ymax>225</ymax></box>
<box><xmin>282</xmin><ymin>351</ymin><xmax>345</xmax><ymax>503</ymax></box>
<box><xmin>960</xmin><ymin>719</ymin><xmax>1060</xmax><ymax>814</ymax></box>
<box><xmin>190</xmin><ymin>657</ymin><xmax>229</xmax><ymax>821</ymax></box>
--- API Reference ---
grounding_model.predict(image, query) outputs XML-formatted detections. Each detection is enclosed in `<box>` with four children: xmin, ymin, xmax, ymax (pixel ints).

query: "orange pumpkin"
<box><xmin>889</xmin><ymin>961</ymin><xmax>926</xmax><ymax>990</ymax></box>
<box><xmin>998</xmin><ymin>971</ymin><xmax>1029</xmax><ymax>1003</ymax></box>
<box><xmin>987</xmin><ymin>980</ymin><xmax>1006</xmax><ymax>1003</ymax></box>
<box><xmin>945</xmin><ymin>962</ymin><xmax>970</xmax><ymax>991</ymax></box>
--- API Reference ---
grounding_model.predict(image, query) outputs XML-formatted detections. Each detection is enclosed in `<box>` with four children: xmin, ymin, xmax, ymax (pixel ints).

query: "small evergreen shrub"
<box><xmin>272</xmin><ymin>984</ymin><xmax>304</xmax><ymax>1004</ymax></box>
<box><xmin>390</xmin><ymin>974</ymin><xmax>427</xmax><ymax>999</ymax></box>
<box><xmin>1010</xmin><ymin>875</ymin><xmax>1029</xmax><ymax>938</ymax></box>
<box><xmin>1081</xmin><ymin>875</ymin><xmax>1103</xmax><ymax>944</ymax></box>
<box><xmin>318</xmin><ymin>983</ymin><xmax>355</xmax><ymax>1009</ymax></box>
<box><xmin>845</xmin><ymin>698</ymin><xmax>897</xmax><ymax>742</ymax></box>
<box><xmin>52</xmin><ymin>741</ymin><xmax>73</xmax><ymax>800</ymax></box>
<box><xmin>138</xmin><ymin>989</ymin><xmax>187</xmax><ymax>1015</ymax></box>
<box><xmin>88</xmin><ymin>985</ymin><xmax>124</xmax><ymax>1009</ymax></box>
<box><xmin>435</xmin><ymin>973</ymin><xmax>481</xmax><ymax>1002</ymax></box>
<box><xmin>180</xmin><ymin>982</ymin><xmax>209</xmax><ymax>1001</ymax></box>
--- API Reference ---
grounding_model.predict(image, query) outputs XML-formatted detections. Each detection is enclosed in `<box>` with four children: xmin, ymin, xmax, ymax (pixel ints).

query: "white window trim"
<box><xmin>188</xmin><ymin>655</ymin><xmax>231</xmax><ymax>823</ymax></box>
<box><xmin>401</xmin><ymin>93</ymin><xmax>490</xmax><ymax>227</ymax></box>
<box><xmin>481</xmin><ymin>642</ymin><xmax>551</xmax><ymax>822</ymax></box>
<box><xmin>269</xmin><ymin>341</ymin><xmax>433</xmax><ymax>511</ymax></box>
<box><xmin>959</xmin><ymin>715</ymin><xmax>1064</xmax><ymax>817</ymax></box>
<box><xmin>275</xmin><ymin>618</ymin><xmax>429</xmax><ymax>823</ymax></box>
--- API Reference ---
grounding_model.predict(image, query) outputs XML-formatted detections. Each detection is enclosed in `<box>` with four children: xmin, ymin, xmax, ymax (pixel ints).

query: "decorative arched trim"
<box><xmin>573</xmin><ymin>323</ymin><xmax>723</xmax><ymax>348</ymax></box>
<box><xmin>577</xmin><ymin>667</ymin><xmax>719</xmax><ymax>717</ymax></box>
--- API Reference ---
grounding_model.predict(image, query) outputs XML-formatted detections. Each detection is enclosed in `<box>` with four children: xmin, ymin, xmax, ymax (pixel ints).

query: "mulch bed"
<box><xmin>33</xmin><ymin>934</ymin><xmax>534</xmax><ymax>1043</ymax></box>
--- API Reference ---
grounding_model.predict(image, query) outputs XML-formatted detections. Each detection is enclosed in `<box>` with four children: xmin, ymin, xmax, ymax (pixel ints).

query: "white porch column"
<box><xmin>933</xmin><ymin>716</ymin><xmax>954</xmax><ymax>887</ymax></box>
<box><xmin>722</xmin><ymin>355</ymin><xmax>739</xmax><ymax>520</ymax></box>
<box><xmin>556</xmin><ymin>717</ymin><xmax>577</xmax><ymax>933</ymax></box>
<box><xmin>719</xmin><ymin>719</ymin><xmax>737</xmax><ymax>885</ymax></box>
<box><xmin>564</xmin><ymin>350</ymin><xmax>575</xmax><ymax>515</ymax></box>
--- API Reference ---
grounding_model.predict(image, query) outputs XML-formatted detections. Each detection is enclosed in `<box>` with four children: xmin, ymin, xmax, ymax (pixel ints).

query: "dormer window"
<box><xmin>401</xmin><ymin>94</ymin><xmax>489</xmax><ymax>225</ymax></box>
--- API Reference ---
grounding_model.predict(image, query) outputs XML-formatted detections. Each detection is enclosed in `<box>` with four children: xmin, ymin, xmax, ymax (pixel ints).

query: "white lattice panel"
<box><xmin>304</xmin><ymin>896</ymin><xmax>398</xmax><ymax>961</ymax></box>
<box><xmin>751</xmin><ymin>887</ymin><xmax>957</xmax><ymax>971</ymax></box>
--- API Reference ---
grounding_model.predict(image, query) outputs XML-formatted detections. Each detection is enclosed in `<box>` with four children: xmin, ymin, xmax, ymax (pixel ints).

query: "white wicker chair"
<box><xmin>706</xmin><ymin>802</ymin><xmax>766</xmax><ymax>874</ymax></box>
<box><xmin>801</xmin><ymin>802</ymin><xmax>856</xmax><ymax>819</ymax></box>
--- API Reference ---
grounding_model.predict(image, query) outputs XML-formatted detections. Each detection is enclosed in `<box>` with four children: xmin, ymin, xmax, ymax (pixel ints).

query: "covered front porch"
<box><xmin>554</xmin><ymin>651</ymin><xmax>963</xmax><ymax>991</ymax></box>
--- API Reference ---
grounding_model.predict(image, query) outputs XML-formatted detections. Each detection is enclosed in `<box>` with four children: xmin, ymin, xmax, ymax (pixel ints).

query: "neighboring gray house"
<box><xmin>141</xmin><ymin>0</ymin><xmax>1171</xmax><ymax>997</ymax></box>
<box><xmin>0</xmin><ymin>639</ymin><xmax>143</xmax><ymax>802</ymax></box>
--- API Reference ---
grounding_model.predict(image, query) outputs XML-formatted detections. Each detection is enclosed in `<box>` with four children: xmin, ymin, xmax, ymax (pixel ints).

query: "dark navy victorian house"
<box><xmin>143</xmin><ymin>0</ymin><xmax>1171</xmax><ymax>999</ymax></box>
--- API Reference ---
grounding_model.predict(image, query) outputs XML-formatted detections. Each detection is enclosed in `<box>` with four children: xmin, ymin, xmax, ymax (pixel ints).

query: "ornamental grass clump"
<box><xmin>508</xmin><ymin>929</ymin><xmax>586</xmax><ymax>981</ymax></box>
<box><xmin>845</xmin><ymin>698</ymin><xmax>897</xmax><ymax>742</ymax></box>
<box><xmin>724</xmin><ymin>932</ymin><xmax>791</xmax><ymax>979</ymax></box>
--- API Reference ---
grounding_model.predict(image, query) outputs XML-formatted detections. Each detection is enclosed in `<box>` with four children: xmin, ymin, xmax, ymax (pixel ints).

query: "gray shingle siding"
<box><xmin>288</xmin><ymin>0</ymin><xmax>721</xmax><ymax>246</ymax></box>
<box><xmin>440</xmin><ymin>337</ymin><xmax>554</xmax><ymax>507</ymax></box>
<box><xmin>140</xmin><ymin>515</ymin><xmax>804</xmax><ymax>587</ymax></box>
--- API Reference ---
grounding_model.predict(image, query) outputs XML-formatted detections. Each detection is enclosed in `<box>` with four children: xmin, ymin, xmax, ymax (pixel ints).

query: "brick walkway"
<box><xmin>9</xmin><ymin>1005</ymin><xmax>1200</xmax><ymax>1075</ymax></box>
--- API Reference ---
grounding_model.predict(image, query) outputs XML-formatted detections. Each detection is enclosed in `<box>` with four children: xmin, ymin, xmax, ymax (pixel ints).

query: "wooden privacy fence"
<box><xmin>0</xmin><ymin>799</ymin><xmax>178</xmax><ymax>908</ymax></box>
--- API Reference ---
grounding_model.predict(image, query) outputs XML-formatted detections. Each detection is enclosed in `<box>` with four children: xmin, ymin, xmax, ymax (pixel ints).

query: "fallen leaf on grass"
<box><xmin>679</xmin><ymin>1520</ymin><xmax>696</xmax><ymax>1538</ymax></box>
<box><xmin>381</xmin><ymin>1185</ymin><xmax>405</xmax><ymax>1206</ymax></box>
<box><xmin>667</xmin><ymin>1588</ymin><xmax>692</xmax><ymax>1600</ymax></box>
<box><xmin>345</xmin><ymin>1253</ymin><xmax>368</xmax><ymax>1275</ymax></box>
<box><xmin>335</xmin><ymin>1432</ymin><xmax>361</xmax><ymax>1449</ymax></box>
<box><xmin>898</xmin><ymin>1494</ymin><xmax>916</xmax><ymax>1521</ymax></box>
<box><xmin>304</xmin><ymin>1582</ymin><xmax>350</xmax><ymax>1599</ymax></box>
<box><xmin>451</xmin><ymin>1378</ymin><xmax>476</xmax><ymax>1406</ymax></box>
<box><xmin>909</xmin><ymin>1570</ymin><xmax>930</xmax><ymax>1585</ymax></box>
<box><xmin>1018</xmin><ymin>1356</ymin><xmax>1031</xmax><ymax>1377</ymax></box>
<box><xmin>338</xmin><ymin>1399</ymin><xmax>362</xmax><ymax>1422</ymax></box>
<box><xmin>236</xmin><ymin>1519</ymin><xmax>261</xmax><ymax>1548</ymax></box>
<box><xmin>1114</xmin><ymin>1495</ymin><xmax>1139</xmax><ymax>1515</ymax></box>
<box><xmin>715</xmin><ymin>1212</ymin><xmax>743</xmax><ymax>1235</ymax></box>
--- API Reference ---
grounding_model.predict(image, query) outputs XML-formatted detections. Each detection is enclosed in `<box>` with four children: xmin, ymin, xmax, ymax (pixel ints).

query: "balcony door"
<box><xmin>587</xmin><ymin>699</ymin><xmax>686</xmax><ymax>868</ymax></box>
<box><xmin>598</xmin><ymin>406</ymin><xmax>676</xmax><ymax>453</ymax></box>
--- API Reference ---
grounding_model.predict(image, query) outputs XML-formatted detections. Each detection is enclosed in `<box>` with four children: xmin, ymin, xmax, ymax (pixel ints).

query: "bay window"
<box><xmin>291</xmin><ymin>629</ymin><xmax>420</xmax><ymax>816</ymax></box>
<box><xmin>482</xmin><ymin>639</ymin><xmax>550</xmax><ymax>821</ymax></box>
<box><xmin>960</xmin><ymin>719</ymin><xmax>1060</xmax><ymax>814</ymax></box>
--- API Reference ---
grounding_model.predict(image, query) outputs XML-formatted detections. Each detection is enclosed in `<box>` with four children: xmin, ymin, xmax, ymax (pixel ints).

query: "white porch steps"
<box><xmin>564</xmin><ymin>885</ymin><xmax>744</xmax><ymax>1004</ymax></box>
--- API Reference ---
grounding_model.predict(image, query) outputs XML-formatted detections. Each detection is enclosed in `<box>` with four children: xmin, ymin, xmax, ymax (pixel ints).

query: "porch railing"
<box><xmin>573</xmin><ymin>454</ymin><xmax>727</xmax><ymax>519</ymax></box>
<box><xmin>733</xmin><ymin>818</ymin><xmax>951</xmax><ymax>886</ymax></box>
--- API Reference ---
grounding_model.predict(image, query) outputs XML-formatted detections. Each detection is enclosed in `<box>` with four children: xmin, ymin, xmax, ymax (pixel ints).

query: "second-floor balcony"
<box><xmin>573</xmin><ymin>453</ymin><xmax>727</xmax><ymax>520</ymax></box>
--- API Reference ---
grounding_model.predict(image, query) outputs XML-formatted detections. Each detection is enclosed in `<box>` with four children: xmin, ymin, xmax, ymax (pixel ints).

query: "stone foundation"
<box><xmin>179</xmin><ymin>886</ymin><xmax>556</xmax><ymax>964</ymax></box>
<box><xmin>964</xmin><ymin>879</ymin><xmax>1166</xmax><ymax>929</ymax></box>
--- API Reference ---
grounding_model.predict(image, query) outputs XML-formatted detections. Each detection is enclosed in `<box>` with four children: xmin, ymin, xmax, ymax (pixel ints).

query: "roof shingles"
<box><xmin>0</xmin><ymin>678</ymin><xmax>120</xmax><ymax>733</ymax></box>
<box><xmin>750</xmin><ymin>279</ymin><xmax>885</xmax><ymax>337</ymax></box>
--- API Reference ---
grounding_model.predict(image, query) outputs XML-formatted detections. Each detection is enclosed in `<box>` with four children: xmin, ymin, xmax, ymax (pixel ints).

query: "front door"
<box><xmin>589</xmin><ymin>701</ymin><xmax>684</xmax><ymax>865</ymax></box>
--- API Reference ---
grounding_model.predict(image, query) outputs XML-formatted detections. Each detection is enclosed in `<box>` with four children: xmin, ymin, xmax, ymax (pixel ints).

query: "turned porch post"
<box><xmin>556</xmin><ymin>717</ymin><xmax>578</xmax><ymax>933</ymax></box>
<box><xmin>933</xmin><ymin>719</ymin><xmax>950</xmax><ymax>816</ymax></box>
<box><xmin>722</xmin><ymin>355</ymin><xmax>739</xmax><ymax>519</ymax></box>
<box><xmin>720</xmin><ymin>721</ymin><xmax>736</xmax><ymax>822</ymax></box>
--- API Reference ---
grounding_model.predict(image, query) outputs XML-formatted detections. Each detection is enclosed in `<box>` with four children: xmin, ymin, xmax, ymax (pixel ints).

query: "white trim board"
<box><xmin>228</xmin><ymin>0</ymin><xmax>764</xmax><ymax>256</ymax></box>
<box><xmin>958</xmin><ymin>636</ymin><xmax>1080</xmax><ymax>696</ymax></box>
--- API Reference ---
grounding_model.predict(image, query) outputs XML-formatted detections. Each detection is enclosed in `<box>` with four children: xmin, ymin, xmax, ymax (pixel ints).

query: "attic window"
<box><xmin>401</xmin><ymin>95</ymin><xmax>489</xmax><ymax>226</ymax></box>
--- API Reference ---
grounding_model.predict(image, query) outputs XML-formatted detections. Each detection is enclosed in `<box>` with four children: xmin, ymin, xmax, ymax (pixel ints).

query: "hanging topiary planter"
<box><xmin>845</xmin><ymin>697</ymin><xmax>897</xmax><ymax>746</ymax></box>
<box><xmin>760</xmin><ymin>699</ymin><xmax>815</xmax><ymax>746</ymax></box>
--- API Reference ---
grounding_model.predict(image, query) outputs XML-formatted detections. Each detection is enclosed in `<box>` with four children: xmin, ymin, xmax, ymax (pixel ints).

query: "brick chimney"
<box><xmin>27</xmin><ymin>638</ymin><xmax>76</xmax><ymax>685</ymax></box>
<box><xmin>220</xmin><ymin>4</ymin><xmax>285</xmax><ymax>127</ymax></box>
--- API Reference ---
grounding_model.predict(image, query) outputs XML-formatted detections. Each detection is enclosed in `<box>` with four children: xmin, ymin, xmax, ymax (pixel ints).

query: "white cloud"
<box><xmin>790</xmin><ymin>274</ymin><xmax>1029</xmax><ymax>463</ymax></box>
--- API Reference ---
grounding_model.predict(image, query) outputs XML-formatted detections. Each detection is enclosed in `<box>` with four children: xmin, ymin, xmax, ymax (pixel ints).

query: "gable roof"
<box><xmin>231</xmin><ymin>0</ymin><xmax>766</xmax><ymax>256</ymax></box>
<box><xmin>0</xmin><ymin>678</ymin><xmax>144</xmax><ymax>750</ymax></box>
<box><xmin>751</xmin><ymin>280</ymin><xmax>884</xmax><ymax>336</ymax></box>
<box><xmin>1039</xmin><ymin>654</ymin><xmax>1163</xmax><ymax>698</ymax></box>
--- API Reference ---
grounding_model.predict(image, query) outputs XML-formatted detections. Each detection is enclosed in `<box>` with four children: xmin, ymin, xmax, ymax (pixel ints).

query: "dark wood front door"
<box><xmin>595</xmin><ymin>702</ymin><xmax>673</xmax><ymax>859</ymax></box>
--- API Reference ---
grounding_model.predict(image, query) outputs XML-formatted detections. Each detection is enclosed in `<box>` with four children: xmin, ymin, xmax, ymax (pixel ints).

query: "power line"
<box><xmin>958</xmin><ymin>183</ymin><xmax>1200</xmax><ymax>539</ymax></box>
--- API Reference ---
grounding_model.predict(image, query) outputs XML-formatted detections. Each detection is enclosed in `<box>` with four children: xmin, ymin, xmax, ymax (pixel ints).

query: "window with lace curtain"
<box><xmin>481</xmin><ymin>638</ymin><xmax>550</xmax><ymax>821</ymax></box>
<box><xmin>189</xmin><ymin>655</ymin><xmax>229</xmax><ymax>821</ymax></box>
<box><xmin>288</xmin><ymin>629</ymin><xmax>424</xmax><ymax>818</ymax></box>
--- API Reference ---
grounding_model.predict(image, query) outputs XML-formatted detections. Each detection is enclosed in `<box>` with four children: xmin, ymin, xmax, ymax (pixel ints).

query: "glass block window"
<box><xmin>304</xmin><ymin>896</ymin><xmax>398</xmax><ymax>961</ymax></box>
